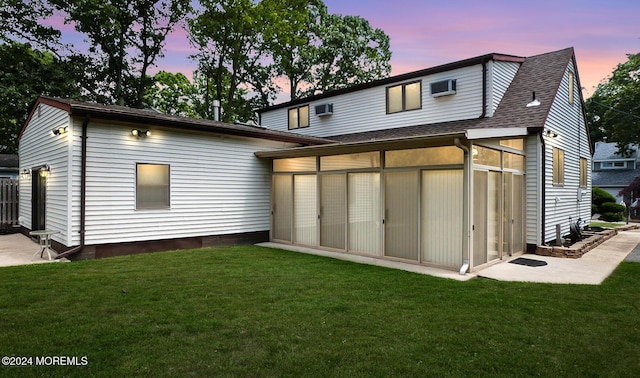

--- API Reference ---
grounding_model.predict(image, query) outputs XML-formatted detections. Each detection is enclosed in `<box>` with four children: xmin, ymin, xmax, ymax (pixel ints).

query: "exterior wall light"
<box><xmin>526</xmin><ymin>91</ymin><xmax>541</xmax><ymax>107</ymax></box>
<box><xmin>39</xmin><ymin>165</ymin><xmax>50</xmax><ymax>178</ymax></box>
<box><xmin>544</xmin><ymin>128</ymin><xmax>558</xmax><ymax>138</ymax></box>
<box><xmin>20</xmin><ymin>168</ymin><xmax>31</xmax><ymax>177</ymax></box>
<box><xmin>52</xmin><ymin>126</ymin><xmax>68</xmax><ymax>135</ymax></box>
<box><xmin>131</xmin><ymin>129</ymin><xmax>151</xmax><ymax>137</ymax></box>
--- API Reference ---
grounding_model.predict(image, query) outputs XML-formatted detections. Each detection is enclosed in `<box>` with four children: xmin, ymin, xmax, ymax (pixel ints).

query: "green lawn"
<box><xmin>1</xmin><ymin>245</ymin><xmax>640</xmax><ymax>377</ymax></box>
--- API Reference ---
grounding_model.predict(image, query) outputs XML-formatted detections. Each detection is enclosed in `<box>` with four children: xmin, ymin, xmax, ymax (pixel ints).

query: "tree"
<box><xmin>189</xmin><ymin>0</ymin><xmax>265</xmax><ymax>122</ymax></box>
<box><xmin>0</xmin><ymin>0</ymin><xmax>61</xmax><ymax>51</ymax></box>
<box><xmin>0</xmin><ymin>42</ymin><xmax>85</xmax><ymax>153</ymax></box>
<box><xmin>585</xmin><ymin>53</ymin><xmax>640</xmax><ymax>155</ymax></box>
<box><xmin>51</xmin><ymin>0</ymin><xmax>191</xmax><ymax>107</ymax></box>
<box><xmin>144</xmin><ymin>71</ymin><xmax>199</xmax><ymax>117</ymax></box>
<box><xmin>305</xmin><ymin>13</ymin><xmax>391</xmax><ymax>97</ymax></box>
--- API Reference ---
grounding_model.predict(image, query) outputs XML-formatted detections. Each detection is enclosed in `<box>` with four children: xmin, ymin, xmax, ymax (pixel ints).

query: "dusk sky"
<box><xmin>56</xmin><ymin>0</ymin><xmax>639</xmax><ymax>100</ymax></box>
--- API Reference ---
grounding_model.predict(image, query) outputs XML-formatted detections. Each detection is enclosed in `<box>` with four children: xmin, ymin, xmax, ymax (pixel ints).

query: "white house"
<box><xmin>19</xmin><ymin>47</ymin><xmax>591</xmax><ymax>273</ymax></box>
<box><xmin>256</xmin><ymin>47</ymin><xmax>592</xmax><ymax>272</ymax></box>
<box><xmin>18</xmin><ymin>97</ymin><xmax>329</xmax><ymax>259</ymax></box>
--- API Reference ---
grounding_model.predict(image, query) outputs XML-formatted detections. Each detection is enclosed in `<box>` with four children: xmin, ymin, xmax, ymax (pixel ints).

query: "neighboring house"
<box><xmin>257</xmin><ymin>47</ymin><xmax>591</xmax><ymax>272</ymax></box>
<box><xmin>18</xmin><ymin>97</ymin><xmax>329</xmax><ymax>259</ymax></box>
<box><xmin>0</xmin><ymin>154</ymin><xmax>19</xmax><ymax>179</ymax></box>
<box><xmin>591</xmin><ymin>142</ymin><xmax>640</xmax><ymax>203</ymax></box>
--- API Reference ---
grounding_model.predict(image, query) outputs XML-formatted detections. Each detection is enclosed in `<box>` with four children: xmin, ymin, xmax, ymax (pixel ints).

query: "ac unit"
<box><xmin>430</xmin><ymin>79</ymin><xmax>457</xmax><ymax>97</ymax></box>
<box><xmin>315</xmin><ymin>103</ymin><xmax>333</xmax><ymax>116</ymax></box>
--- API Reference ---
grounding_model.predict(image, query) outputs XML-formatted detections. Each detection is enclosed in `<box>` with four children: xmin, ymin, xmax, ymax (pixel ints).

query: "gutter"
<box><xmin>56</xmin><ymin>115</ymin><xmax>89</xmax><ymax>259</ymax></box>
<box><xmin>479</xmin><ymin>59</ymin><xmax>488</xmax><ymax>119</ymax></box>
<box><xmin>454</xmin><ymin>137</ymin><xmax>470</xmax><ymax>274</ymax></box>
<box><xmin>540</xmin><ymin>130</ymin><xmax>546</xmax><ymax>245</ymax></box>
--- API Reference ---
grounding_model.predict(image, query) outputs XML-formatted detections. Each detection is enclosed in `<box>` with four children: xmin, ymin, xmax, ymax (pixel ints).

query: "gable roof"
<box><xmin>256</xmin><ymin>47</ymin><xmax>588</xmax><ymax>157</ymax></box>
<box><xmin>20</xmin><ymin>97</ymin><xmax>334</xmax><ymax>146</ymax></box>
<box><xmin>593</xmin><ymin>142</ymin><xmax>638</xmax><ymax>161</ymax></box>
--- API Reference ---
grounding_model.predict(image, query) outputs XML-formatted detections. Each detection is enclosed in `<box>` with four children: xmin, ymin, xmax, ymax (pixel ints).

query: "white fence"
<box><xmin>0</xmin><ymin>178</ymin><xmax>19</xmax><ymax>232</ymax></box>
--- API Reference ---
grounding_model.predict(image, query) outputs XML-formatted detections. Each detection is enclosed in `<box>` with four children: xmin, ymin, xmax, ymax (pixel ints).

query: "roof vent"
<box><xmin>315</xmin><ymin>103</ymin><xmax>333</xmax><ymax>117</ymax></box>
<box><xmin>430</xmin><ymin>79</ymin><xmax>457</xmax><ymax>97</ymax></box>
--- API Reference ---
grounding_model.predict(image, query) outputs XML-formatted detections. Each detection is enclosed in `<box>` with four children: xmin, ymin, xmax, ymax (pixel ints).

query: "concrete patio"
<box><xmin>0</xmin><ymin>233</ymin><xmax>63</xmax><ymax>267</ymax></box>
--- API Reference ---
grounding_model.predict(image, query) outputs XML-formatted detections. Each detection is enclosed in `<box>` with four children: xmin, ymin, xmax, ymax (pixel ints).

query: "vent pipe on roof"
<box><xmin>212</xmin><ymin>100</ymin><xmax>220</xmax><ymax>122</ymax></box>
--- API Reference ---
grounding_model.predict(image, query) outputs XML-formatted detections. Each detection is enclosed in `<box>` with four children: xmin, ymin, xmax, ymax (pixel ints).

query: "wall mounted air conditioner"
<box><xmin>430</xmin><ymin>79</ymin><xmax>457</xmax><ymax>97</ymax></box>
<box><xmin>315</xmin><ymin>103</ymin><xmax>333</xmax><ymax>116</ymax></box>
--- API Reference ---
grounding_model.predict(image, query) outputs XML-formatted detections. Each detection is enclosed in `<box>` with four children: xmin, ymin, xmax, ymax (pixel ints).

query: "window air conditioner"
<box><xmin>430</xmin><ymin>79</ymin><xmax>457</xmax><ymax>97</ymax></box>
<box><xmin>315</xmin><ymin>103</ymin><xmax>333</xmax><ymax>116</ymax></box>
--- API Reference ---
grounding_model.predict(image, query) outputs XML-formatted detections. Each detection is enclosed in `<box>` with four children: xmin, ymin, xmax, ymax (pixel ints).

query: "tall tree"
<box><xmin>0</xmin><ymin>42</ymin><xmax>86</xmax><ymax>153</ymax></box>
<box><xmin>189</xmin><ymin>0</ymin><xmax>263</xmax><ymax>122</ymax></box>
<box><xmin>0</xmin><ymin>0</ymin><xmax>61</xmax><ymax>51</ymax></box>
<box><xmin>51</xmin><ymin>0</ymin><xmax>191</xmax><ymax>107</ymax></box>
<box><xmin>144</xmin><ymin>71</ymin><xmax>199</xmax><ymax>117</ymax></box>
<box><xmin>306</xmin><ymin>13</ymin><xmax>391</xmax><ymax>97</ymax></box>
<box><xmin>586</xmin><ymin>53</ymin><xmax>640</xmax><ymax>154</ymax></box>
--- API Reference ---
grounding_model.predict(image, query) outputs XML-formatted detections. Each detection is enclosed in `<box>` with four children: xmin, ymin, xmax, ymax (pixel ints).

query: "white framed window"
<box><xmin>288</xmin><ymin>105</ymin><xmax>310</xmax><ymax>130</ymax></box>
<box><xmin>386</xmin><ymin>81</ymin><xmax>421</xmax><ymax>114</ymax></box>
<box><xmin>136</xmin><ymin>163</ymin><xmax>170</xmax><ymax>209</ymax></box>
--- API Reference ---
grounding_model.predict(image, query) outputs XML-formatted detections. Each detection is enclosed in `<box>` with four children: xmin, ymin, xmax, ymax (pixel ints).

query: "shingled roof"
<box><xmin>328</xmin><ymin>47</ymin><xmax>578</xmax><ymax>143</ymax></box>
<box><xmin>20</xmin><ymin>97</ymin><xmax>335</xmax><ymax>146</ymax></box>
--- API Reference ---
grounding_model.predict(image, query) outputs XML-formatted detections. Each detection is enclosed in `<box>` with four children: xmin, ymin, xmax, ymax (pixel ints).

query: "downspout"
<box><xmin>56</xmin><ymin>114</ymin><xmax>89</xmax><ymax>259</ymax></box>
<box><xmin>479</xmin><ymin>59</ymin><xmax>488</xmax><ymax>119</ymax></box>
<box><xmin>540</xmin><ymin>131</ymin><xmax>546</xmax><ymax>245</ymax></box>
<box><xmin>454</xmin><ymin>137</ymin><xmax>470</xmax><ymax>274</ymax></box>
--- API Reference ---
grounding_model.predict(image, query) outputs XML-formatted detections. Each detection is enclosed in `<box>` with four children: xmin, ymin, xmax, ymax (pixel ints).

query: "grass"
<box><xmin>589</xmin><ymin>220</ymin><xmax>628</xmax><ymax>228</ymax></box>
<box><xmin>1</xmin><ymin>245</ymin><xmax>640</xmax><ymax>377</ymax></box>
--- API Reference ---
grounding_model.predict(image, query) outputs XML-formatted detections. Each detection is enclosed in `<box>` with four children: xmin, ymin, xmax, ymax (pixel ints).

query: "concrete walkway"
<box><xmin>260</xmin><ymin>228</ymin><xmax>640</xmax><ymax>285</ymax></box>
<box><xmin>0</xmin><ymin>233</ymin><xmax>61</xmax><ymax>267</ymax></box>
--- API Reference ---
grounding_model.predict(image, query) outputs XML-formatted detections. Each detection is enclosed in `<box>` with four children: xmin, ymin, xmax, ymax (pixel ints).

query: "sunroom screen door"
<box><xmin>348</xmin><ymin>172</ymin><xmax>381</xmax><ymax>255</ymax></box>
<box><xmin>294</xmin><ymin>175</ymin><xmax>317</xmax><ymax>246</ymax></box>
<box><xmin>384</xmin><ymin>171</ymin><xmax>418</xmax><ymax>261</ymax></box>
<box><xmin>320</xmin><ymin>174</ymin><xmax>346</xmax><ymax>250</ymax></box>
<box><xmin>272</xmin><ymin>175</ymin><xmax>292</xmax><ymax>241</ymax></box>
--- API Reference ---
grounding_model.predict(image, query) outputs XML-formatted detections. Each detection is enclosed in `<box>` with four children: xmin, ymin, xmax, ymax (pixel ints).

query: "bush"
<box><xmin>601</xmin><ymin>212</ymin><xmax>624</xmax><ymax>222</ymax></box>
<box><xmin>592</xmin><ymin>187</ymin><xmax>616</xmax><ymax>207</ymax></box>
<box><xmin>600</xmin><ymin>202</ymin><xmax>626</xmax><ymax>214</ymax></box>
<box><xmin>592</xmin><ymin>186</ymin><xmax>625</xmax><ymax>221</ymax></box>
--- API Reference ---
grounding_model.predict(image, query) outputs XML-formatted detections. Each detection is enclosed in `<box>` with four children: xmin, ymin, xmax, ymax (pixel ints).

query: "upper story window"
<box><xmin>602</xmin><ymin>161</ymin><xmax>627</xmax><ymax>169</ymax></box>
<box><xmin>288</xmin><ymin>105</ymin><xmax>309</xmax><ymax>130</ymax></box>
<box><xmin>386</xmin><ymin>81</ymin><xmax>421</xmax><ymax>114</ymax></box>
<box><xmin>552</xmin><ymin>147</ymin><xmax>565</xmax><ymax>186</ymax></box>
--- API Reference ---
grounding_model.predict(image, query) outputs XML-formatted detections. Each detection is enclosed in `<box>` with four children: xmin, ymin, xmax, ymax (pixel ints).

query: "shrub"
<box><xmin>600</xmin><ymin>202</ymin><xmax>626</xmax><ymax>214</ymax></box>
<box><xmin>592</xmin><ymin>186</ymin><xmax>625</xmax><ymax>221</ymax></box>
<box><xmin>592</xmin><ymin>187</ymin><xmax>616</xmax><ymax>207</ymax></box>
<box><xmin>601</xmin><ymin>212</ymin><xmax>624</xmax><ymax>222</ymax></box>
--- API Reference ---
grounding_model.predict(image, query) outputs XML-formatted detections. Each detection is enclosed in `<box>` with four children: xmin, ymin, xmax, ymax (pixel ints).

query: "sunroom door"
<box><xmin>384</xmin><ymin>171</ymin><xmax>419</xmax><ymax>261</ymax></box>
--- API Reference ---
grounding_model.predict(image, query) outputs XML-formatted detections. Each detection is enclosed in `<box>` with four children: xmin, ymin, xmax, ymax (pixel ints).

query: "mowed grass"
<box><xmin>1</xmin><ymin>246</ymin><xmax>640</xmax><ymax>377</ymax></box>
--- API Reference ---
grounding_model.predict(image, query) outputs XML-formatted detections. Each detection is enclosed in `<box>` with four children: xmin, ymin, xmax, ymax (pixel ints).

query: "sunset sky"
<box><xmin>56</xmin><ymin>0</ymin><xmax>639</xmax><ymax>100</ymax></box>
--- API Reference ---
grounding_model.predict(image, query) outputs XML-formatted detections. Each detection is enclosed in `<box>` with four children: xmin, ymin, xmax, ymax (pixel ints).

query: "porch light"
<box><xmin>131</xmin><ymin>129</ymin><xmax>151</xmax><ymax>137</ymax></box>
<box><xmin>39</xmin><ymin>165</ymin><xmax>50</xmax><ymax>178</ymax></box>
<box><xmin>20</xmin><ymin>168</ymin><xmax>31</xmax><ymax>177</ymax></box>
<box><xmin>51</xmin><ymin>126</ymin><xmax>68</xmax><ymax>135</ymax></box>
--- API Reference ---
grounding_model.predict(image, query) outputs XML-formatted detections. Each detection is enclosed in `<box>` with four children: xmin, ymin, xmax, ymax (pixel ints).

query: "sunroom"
<box><xmin>256</xmin><ymin>134</ymin><xmax>527</xmax><ymax>272</ymax></box>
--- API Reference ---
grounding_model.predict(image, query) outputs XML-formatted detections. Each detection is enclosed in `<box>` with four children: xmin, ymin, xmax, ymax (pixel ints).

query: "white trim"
<box><xmin>465</xmin><ymin>127</ymin><xmax>529</xmax><ymax>140</ymax></box>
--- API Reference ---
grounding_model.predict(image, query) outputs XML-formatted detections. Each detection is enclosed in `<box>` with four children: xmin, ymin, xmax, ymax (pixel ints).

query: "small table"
<box><xmin>30</xmin><ymin>230</ymin><xmax>60</xmax><ymax>261</ymax></box>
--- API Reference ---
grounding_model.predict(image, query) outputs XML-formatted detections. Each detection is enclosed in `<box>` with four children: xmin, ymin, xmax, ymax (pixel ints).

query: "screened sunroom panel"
<box><xmin>348</xmin><ymin>172</ymin><xmax>381</xmax><ymax>255</ymax></box>
<box><xmin>273</xmin><ymin>175</ymin><xmax>292</xmax><ymax>241</ymax></box>
<box><xmin>294</xmin><ymin>175</ymin><xmax>318</xmax><ymax>246</ymax></box>
<box><xmin>320</xmin><ymin>174</ymin><xmax>346</xmax><ymax>250</ymax></box>
<box><xmin>384</xmin><ymin>171</ymin><xmax>419</xmax><ymax>261</ymax></box>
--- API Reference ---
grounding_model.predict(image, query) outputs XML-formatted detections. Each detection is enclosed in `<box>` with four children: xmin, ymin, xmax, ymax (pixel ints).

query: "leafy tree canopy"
<box><xmin>586</xmin><ymin>53</ymin><xmax>640</xmax><ymax>155</ymax></box>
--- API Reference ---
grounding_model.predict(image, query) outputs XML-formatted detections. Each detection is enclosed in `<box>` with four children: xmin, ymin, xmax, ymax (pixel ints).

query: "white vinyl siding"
<box><xmin>261</xmin><ymin>64</ymin><xmax>485</xmax><ymax>138</ymax></box>
<box><xmin>18</xmin><ymin>104</ymin><xmax>73</xmax><ymax>246</ymax></box>
<box><xmin>542</xmin><ymin>61</ymin><xmax>591</xmax><ymax>243</ymax></box>
<box><xmin>80</xmin><ymin>121</ymin><xmax>281</xmax><ymax>245</ymax></box>
<box><xmin>525</xmin><ymin>135</ymin><xmax>541</xmax><ymax>246</ymax></box>
<box><xmin>487</xmin><ymin>61</ymin><xmax>521</xmax><ymax>116</ymax></box>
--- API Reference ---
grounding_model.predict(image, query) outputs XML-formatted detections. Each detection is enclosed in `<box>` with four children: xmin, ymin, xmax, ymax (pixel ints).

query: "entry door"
<box><xmin>503</xmin><ymin>173</ymin><xmax>525</xmax><ymax>256</ymax></box>
<box><xmin>384</xmin><ymin>171</ymin><xmax>418</xmax><ymax>261</ymax></box>
<box><xmin>473</xmin><ymin>170</ymin><xmax>500</xmax><ymax>267</ymax></box>
<box><xmin>32</xmin><ymin>172</ymin><xmax>46</xmax><ymax>230</ymax></box>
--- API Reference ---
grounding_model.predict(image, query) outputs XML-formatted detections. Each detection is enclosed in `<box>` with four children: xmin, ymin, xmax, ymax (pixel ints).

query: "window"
<box><xmin>553</xmin><ymin>148</ymin><xmax>564</xmax><ymax>185</ymax></box>
<box><xmin>568</xmin><ymin>72</ymin><xmax>574</xmax><ymax>104</ymax></box>
<box><xmin>386</xmin><ymin>81</ymin><xmax>421</xmax><ymax>114</ymax></box>
<box><xmin>136</xmin><ymin>163</ymin><xmax>170</xmax><ymax>209</ymax></box>
<box><xmin>580</xmin><ymin>158</ymin><xmax>588</xmax><ymax>188</ymax></box>
<box><xmin>288</xmin><ymin>105</ymin><xmax>309</xmax><ymax>130</ymax></box>
<box><xmin>385</xmin><ymin>146</ymin><xmax>463</xmax><ymax>168</ymax></box>
<box><xmin>602</xmin><ymin>161</ymin><xmax>627</xmax><ymax>169</ymax></box>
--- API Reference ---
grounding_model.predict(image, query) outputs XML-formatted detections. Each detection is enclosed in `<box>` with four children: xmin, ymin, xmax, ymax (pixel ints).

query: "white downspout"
<box><xmin>454</xmin><ymin>137</ymin><xmax>470</xmax><ymax>275</ymax></box>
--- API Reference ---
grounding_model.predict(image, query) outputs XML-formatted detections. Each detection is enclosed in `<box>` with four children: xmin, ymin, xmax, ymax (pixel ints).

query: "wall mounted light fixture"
<box><xmin>39</xmin><ymin>164</ymin><xmax>50</xmax><ymax>178</ymax></box>
<box><xmin>131</xmin><ymin>129</ymin><xmax>151</xmax><ymax>137</ymax></box>
<box><xmin>52</xmin><ymin>126</ymin><xmax>68</xmax><ymax>135</ymax></box>
<box><xmin>544</xmin><ymin>128</ymin><xmax>559</xmax><ymax>138</ymax></box>
<box><xmin>20</xmin><ymin>168</ymin><xmax>31</xmax><ymax>177</ymax></box>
